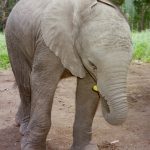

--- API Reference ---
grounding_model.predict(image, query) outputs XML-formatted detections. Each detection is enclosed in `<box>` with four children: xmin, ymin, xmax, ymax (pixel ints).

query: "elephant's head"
<box><xmin>41</xmin><ymin>0</ymin><xmax>132</xmax><ymax>125</ymax></box>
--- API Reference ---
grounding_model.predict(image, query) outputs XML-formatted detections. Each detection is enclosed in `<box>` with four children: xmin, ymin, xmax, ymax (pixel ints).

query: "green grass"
<box><xmin>0</xmin><ymin>30</ymin><xmax>150</xmax><ymax>70</ymax></box>
<box><xmin>132</xmin><ymin>30</ymin><xmax>150</xmax><ymax>62</ymax></box>
<box><xmin>0</xmin><ymin>33</ymin><xmax>10</xmax><ymax>69</ymax></box>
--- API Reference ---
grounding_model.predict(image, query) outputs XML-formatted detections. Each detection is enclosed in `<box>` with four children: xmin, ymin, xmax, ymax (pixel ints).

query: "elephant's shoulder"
<box><xmin>7</xmin><ymin>0</ymin><xmax>51</xmax><ymax>38</ymax></box>
<box><xmin>9</xmin><ymin>0</ymin><xmax>51</xmax><ymax>24</ymax></box>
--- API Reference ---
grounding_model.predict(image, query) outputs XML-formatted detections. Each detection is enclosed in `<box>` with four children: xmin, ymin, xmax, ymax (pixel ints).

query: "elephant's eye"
<box><xmin>89</xmin><ymin>61</ymin><xmax>97</xmax><ymax>70</ymax></box>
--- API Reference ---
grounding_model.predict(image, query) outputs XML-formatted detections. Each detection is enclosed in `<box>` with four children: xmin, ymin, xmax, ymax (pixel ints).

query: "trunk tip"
<box><xmin>105</xmin><ymin>117</ymin><xmax>127</xmax><ymax>125</ymax></box>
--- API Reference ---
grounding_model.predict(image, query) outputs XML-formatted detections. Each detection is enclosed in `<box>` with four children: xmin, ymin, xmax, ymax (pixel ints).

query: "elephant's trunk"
<box><xmin>97</xmin><ymin>56</ymin><xmax>130</xmax><ymax>125</ymax></box>
<box><xmin>99</xmin><ymin>77</ymin><xmax>128</xmax><ymax>125</ymax></box>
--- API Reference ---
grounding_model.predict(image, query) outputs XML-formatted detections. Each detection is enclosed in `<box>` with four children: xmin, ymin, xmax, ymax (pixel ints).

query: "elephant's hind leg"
<box><xmin>6</xmin><ymin>38</ymin><xmax>31</xmax><ymax>135</ymax></box>
<box><xmin>21</xmin><ymin>41</ymin><xmax>64</xmax><ymax>150</ymax></box>
<box><xmin>71</xmin><ymin>73</ymin><xmax>100</xmax><ymax>150</ymax></box>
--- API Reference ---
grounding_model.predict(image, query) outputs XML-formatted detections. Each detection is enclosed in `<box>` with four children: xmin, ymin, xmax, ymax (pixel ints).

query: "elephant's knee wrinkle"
<box><xmin>28</xmin><ymin>121</ymin><xmax>51</xmax><ymax>135</ymax></box>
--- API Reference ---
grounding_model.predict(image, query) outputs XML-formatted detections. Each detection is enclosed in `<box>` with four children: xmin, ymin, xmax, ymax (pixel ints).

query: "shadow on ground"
<box><xmin>0</xmin><ymin>125</ymin><xmax>21</xmax><ymax>150</ymax></box>
<box><xmin>0</xmin><ymin>125</ymin><xmax>72</xmax><ymax>150</ymax></box>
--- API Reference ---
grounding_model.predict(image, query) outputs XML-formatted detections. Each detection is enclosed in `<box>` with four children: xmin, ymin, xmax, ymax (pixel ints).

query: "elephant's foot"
<box><xmin>71</xmin><ymin>143</ymin><xmax>99</xmax><ymax>150</ymax></box>
<box><xmin>84</xmin><ymin>144</ymin><xmax>99</xmax><ymax>150</ymax></box>
<box><xmin>21</xmin><ymin>143</ymin><xmax>46</xmax><ymax>150</ymax></box>
<box><xmin>21</xmin><ymin>131</ymin><xmax>46</xmax><ymax>150</ymax></box>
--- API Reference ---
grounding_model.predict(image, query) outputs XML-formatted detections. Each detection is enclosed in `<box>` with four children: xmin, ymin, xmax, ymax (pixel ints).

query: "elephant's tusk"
<box><xmin>92</xmin><ymin>85</ymin><xmax>99</xmax><ymax>92</ymax></box>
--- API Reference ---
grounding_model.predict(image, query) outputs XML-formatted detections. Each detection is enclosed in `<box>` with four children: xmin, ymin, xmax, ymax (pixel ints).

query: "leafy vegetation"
<box><xmin>0</xmin><ymin>32</ymin><xmax>9</xmax><ymax>69</ymax></box>
<box><xmin>0</xmin><ymin>0</ymin><xmax>19</xmax><ymax>31</ymax></box>
<box><xmin>122</xmin><ymin>0</ymin><xmax>150</xmax><ymax>31</ymax></box>
<box><xmin>132</xmin><ymin>30</ymin><xmax>150</xmax><ymax>62</ymax></box>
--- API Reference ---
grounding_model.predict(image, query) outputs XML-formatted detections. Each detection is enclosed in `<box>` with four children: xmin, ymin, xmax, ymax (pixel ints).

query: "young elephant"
<box><xmin>5</xmin><ymin>0</ymin><xmax>132</xmax><ymax>149</ymax></box>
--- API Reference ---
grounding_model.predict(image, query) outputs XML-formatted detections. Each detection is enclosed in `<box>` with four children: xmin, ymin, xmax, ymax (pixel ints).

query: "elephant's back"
<box><xmin>7</xmin><ymin>0</ymin><xmax>51</xmax><ymax>30</ymax></box>
<box><xmin>5</xmin><ymin>0</ymin><xmax>51</xmax><ymax>57</ymax></box>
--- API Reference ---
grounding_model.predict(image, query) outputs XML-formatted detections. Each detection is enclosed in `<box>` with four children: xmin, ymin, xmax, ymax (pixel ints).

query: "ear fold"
<box><xmin>41</xmin><ymin>0</ymin><xmax>86</xmax><ymax>78</ymax></box>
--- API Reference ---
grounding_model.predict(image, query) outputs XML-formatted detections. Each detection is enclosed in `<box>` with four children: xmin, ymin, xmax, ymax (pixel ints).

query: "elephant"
<box><xmin>5</xmin><ymin>0</ymin><xmax>132</xmax><ymax>149</ymax></box>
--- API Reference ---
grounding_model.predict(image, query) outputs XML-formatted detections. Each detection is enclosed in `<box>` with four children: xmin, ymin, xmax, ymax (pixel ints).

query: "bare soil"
<box><xmin>0</xmin><ymin>63</ymin><xmax>150</xmax><ymax>150</ymax></box>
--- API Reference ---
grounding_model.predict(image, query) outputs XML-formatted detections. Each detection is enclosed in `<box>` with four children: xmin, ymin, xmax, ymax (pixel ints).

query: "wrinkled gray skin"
<box><xmin>5</xmin><ymin>0</ymin><xmax>132</xmax><ymax>150</ymax></box>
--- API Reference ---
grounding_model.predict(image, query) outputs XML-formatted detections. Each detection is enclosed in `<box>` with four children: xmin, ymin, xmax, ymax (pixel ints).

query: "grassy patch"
<box><xmin>0</xmin><ymin>33</ymin><xmax>10</xmax><ymax>69</ymax></box>
<box><xmin>132</xmin><ymin>30</ymin><xmax>150</xmax><ymax>62</ymax></box>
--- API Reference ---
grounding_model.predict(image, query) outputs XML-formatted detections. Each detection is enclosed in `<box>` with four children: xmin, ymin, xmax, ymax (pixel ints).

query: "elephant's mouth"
<box><xmin>92</xmin><ymin>85</ymin><xmax>110</xmax><ymax>114</ymax></box>
<box><xmin>101</xmin><ymin>96</ymin><xmax>110</xmax><ymax>113</ymax></box>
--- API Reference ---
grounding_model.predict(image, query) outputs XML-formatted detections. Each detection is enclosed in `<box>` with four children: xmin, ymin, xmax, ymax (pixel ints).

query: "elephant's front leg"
<box><xmin>71</xmin><ymin>73</ymin><xmax>100</xmax><ymax>150</ymax></box>
<box><xmin>21</xmin><ymin>44</ymin><xmax>64</xmax><ymax>150</ymax></box>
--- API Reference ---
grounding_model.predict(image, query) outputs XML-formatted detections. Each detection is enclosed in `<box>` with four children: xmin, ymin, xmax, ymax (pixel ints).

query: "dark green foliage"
<box><xmin>134</xmin><ymin>0</ymin><xmax>150</xmax><ymax>31</ymax></box>
<box><xmin>0</xmin><ymin>53</ymin><xmax>10</xmax><ymax>69</ymax></box>
<box><xmin>0</xmin><ymin>33</ymin><xmax>10</xmax><ymax>69</ymax></box>
<box><xmin>132</xmin><ymin>31</ymin><xmax>150</xmax><ymax>62</ymax></box>
<box><xmin>0</xmin><ymin>0</ymin><xmax>19</xmax><ymax>31</ymax></box>
<box><xmin>111</xmin><ymin>0</ymin><xmax>125</xmax><ymax>5</ymax></box>
<box><xmin>123</xmin><ymin>0</ymin><xmax>150</xmax><ymax>31</ymax></box>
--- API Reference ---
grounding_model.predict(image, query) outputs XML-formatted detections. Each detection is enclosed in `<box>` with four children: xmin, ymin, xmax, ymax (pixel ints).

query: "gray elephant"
<box><xmin>5</xmin><ymin>0</ymin><xmax>132</xmax><ymax>150</ymax></box>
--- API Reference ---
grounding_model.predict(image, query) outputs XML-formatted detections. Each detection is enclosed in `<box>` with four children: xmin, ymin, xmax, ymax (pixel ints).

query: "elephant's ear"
<box><xmin>41</xmin><ymin>0</ymin><xmax>86</xmax><ymax>78</ymax></box>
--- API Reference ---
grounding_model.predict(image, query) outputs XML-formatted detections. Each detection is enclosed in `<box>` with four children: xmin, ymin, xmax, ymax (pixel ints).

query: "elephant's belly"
<box><xmin>61</xmin><ymin>69</ymin><xmax>73</xmax><ymax>79</ymax></box>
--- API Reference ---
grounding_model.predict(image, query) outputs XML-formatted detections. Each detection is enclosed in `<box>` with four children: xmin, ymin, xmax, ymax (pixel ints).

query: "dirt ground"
<box><xmin>0</xmin><ymin>63</ymin><xmax>150</xmax><ymax>150</ymax></box>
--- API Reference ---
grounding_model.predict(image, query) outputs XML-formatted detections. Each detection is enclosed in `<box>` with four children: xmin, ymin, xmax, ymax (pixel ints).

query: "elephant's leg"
<box><xmin>7</xmin><ymin>39</ymin><xmax>31</xmax><ymax>135</ymax></box>
<box><xmin>16</xmin><ymin>92</ymin><xmax>31</xmax><ymax>135</ymax></box>
<box><xmin>21</xmin><ymin>42</ymin><xmax>64</xmax><ymax>150</ymax></box>
<box><xmin>12</xmin><ymin>62</ymin><xmax>31</xmax><ymax>135</ymax></box>
<box><xmin>15</xmin><ymin>102</ymin><xmax>24</xmax><ymax>126</ymax></box>
<box><xmin>71</xmin><ymin>73</ymin><xmax>100</xmax><ymax>150</ymax></box>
